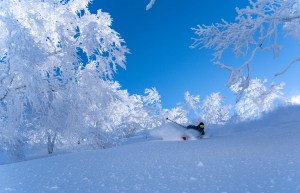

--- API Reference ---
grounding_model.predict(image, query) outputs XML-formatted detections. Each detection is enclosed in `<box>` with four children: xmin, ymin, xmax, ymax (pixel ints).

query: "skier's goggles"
<box><xmin>199</xmin><ymin>125</ymin><xmax>204</xmax><ymax>128</ymax></box>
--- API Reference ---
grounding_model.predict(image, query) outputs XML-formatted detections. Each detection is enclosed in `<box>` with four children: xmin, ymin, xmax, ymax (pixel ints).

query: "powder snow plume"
<box><xmin>149</xmin><ymin>123</ymin><xmax>200</xmax><ymax>140</ymax></box>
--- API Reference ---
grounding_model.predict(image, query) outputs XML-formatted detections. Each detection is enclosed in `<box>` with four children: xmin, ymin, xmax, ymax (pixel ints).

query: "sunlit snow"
<box><xmin>1</xmin><ymin>106</ymin><xmax>300</xmax><ymax>193</ymax></box>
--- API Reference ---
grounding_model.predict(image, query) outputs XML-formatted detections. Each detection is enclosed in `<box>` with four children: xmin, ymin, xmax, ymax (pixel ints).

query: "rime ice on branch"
<box><xmin>146</xmin><ymin>0</ymin><xmax>156</xmax><ymax>10</ymax></box>
<box><xmin>191</xmin><ymin>0</ymin><xmax>300</xmax><ymax>100</ymax></box>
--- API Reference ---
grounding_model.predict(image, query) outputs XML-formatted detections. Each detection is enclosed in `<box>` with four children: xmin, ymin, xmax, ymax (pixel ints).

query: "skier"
<box><xmin>165</xmin><ymin>118</ymin><xmax>206</xmax><ymax>140</ymax></box>
<box><xmin>187</xmin><ymin>122</ymin><xmax>205</xmax><ymax>136</ymax></box>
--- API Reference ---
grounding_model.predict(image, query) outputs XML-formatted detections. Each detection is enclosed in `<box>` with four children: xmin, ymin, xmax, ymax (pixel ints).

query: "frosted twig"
<box><xmin>146</xmin><ymin>0</ymin><xmax>156</xmax><ymax>11</ymax></box>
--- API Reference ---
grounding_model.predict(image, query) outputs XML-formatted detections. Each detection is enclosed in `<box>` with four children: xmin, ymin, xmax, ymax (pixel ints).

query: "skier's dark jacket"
<box><xmin>187</xmin><ymin>122</ymin><xmax>205</xmax><ymax>135</ymax></box>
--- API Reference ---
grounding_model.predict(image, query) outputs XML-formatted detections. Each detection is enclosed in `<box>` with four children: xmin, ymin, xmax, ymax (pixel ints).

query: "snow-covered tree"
<box><xmin>234</xmin><ymin>78</ymin><xmax>285</xmax><ymax>121</ymax></box>
<box><xmin>191</xmin><ymin>0</ymin><xmax>299</xmax><ymax>99</ymax></box>
<box><xmin>0</xmin><ymin>0</ymin><xmax>129</xmax><ymax>158</ymax></box>
<box><xmin>181</xmin><ymin>91</ymin><xmax>231</xmax><ymax>125</ymax></box>
<box><xmin>142</xmin><ymin>88</ymin><xmax>163</xmax><ymax>127</ymax></box>
<box><xmin>184</xmin><ymin>91</ymin><xmax>200</xmax><ymax>117</ymax></box>
<box><xmin>162</xmin><ymin>107</ymin><xmax>188</xmax><ymax>125</ymax></box>
<box><xmin>201</xmin><ymin>92</ymin><xmax>231</xmax><ymax>125</ymax></box>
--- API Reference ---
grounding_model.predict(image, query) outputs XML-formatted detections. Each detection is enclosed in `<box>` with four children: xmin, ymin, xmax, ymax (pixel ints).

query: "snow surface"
<box><xmin>1</xmin><ymin>106</ymin><xmax>300</xmax><ymax>193</ymax></box>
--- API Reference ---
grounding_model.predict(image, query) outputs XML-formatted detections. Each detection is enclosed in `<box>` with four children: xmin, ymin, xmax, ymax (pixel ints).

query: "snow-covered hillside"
<box><xmin>0</xmin><ymin>106</ymin><xmax>300</xmax><ymax>193</ymax></box>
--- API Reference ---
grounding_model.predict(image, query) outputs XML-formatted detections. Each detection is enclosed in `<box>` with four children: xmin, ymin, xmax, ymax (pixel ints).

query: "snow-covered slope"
<box><xmin>1</xmin><ymin>106</ymin><xmax>300</xmax><ymax>193</ymax></box>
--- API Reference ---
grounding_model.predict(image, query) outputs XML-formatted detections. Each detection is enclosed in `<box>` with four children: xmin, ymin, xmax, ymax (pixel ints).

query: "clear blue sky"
<box><xmin>90</xmin><ymin>0</ymin><xmax>300</xmax><ymax>109</ymax></box>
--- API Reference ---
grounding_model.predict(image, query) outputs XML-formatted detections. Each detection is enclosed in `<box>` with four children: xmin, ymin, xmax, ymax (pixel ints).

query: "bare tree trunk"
<box><xmin>47</xmin><ymin>132</ymin><xmax>57</xmax><ymax>154</ymax></box>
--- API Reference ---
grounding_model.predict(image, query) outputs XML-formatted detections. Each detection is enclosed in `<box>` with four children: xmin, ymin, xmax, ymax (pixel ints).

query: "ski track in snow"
<box><xmin>1</xmin><ymin>106</ymin><xmax>300</xmax><ymax>193</ymax></box>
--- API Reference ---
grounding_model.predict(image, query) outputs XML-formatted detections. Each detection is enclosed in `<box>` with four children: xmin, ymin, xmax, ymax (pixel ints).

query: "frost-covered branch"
<box><xmin>146</xmin><ymin>0</ymin><xmax>156</xmax><ymax>11</ymax></box>
<box><xmin>192</xmin><ymin>0</ymin><xmax>300</xmax><ymax>100</ymax></box>
<box><xmin>275</xmin><ymin>56</ymin><xmax>300</xmax><ymax>76</ymax></box>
